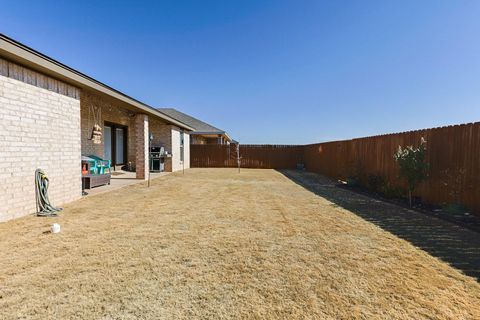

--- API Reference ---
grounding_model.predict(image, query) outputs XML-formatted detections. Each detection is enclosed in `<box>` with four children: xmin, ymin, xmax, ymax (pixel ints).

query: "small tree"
<box><xmin>393</xmin><ymin>137</ymin><xmax>429</xmax><ymax>207</ymax></box>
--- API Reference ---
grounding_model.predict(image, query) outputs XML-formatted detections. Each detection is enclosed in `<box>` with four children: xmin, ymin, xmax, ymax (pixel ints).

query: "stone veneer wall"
<box><xmin>0</xmin><ymin>59</ymin><xmax>81</xmax><ymax>222</ymax></box>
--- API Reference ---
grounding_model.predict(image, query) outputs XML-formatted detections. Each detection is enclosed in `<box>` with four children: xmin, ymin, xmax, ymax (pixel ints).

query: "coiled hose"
<box><xmin>35</xmin><ymin>169</ymin><xmax>62</xmax><ymax>217</ymax></box>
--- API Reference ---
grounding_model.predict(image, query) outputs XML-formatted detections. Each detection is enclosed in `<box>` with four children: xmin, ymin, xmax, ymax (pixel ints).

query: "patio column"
<box><xmin>135</xmin><ymin>114</ymin><xmax>149</xmax><ymax>180</ymax></box>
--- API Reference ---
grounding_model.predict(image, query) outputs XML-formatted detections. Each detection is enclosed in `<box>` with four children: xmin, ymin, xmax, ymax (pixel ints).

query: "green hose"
<box><xmin>35</xmin><ymin>169</ymin><xmax>62</xmax><ymax>217</ymax></box>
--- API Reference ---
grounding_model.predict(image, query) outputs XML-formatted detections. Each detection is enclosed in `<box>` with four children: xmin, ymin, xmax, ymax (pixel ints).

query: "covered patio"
<box><xmin>79</xmin><ymin>89</ymin><xmax>193</xmax><ymax>193</ymax></box>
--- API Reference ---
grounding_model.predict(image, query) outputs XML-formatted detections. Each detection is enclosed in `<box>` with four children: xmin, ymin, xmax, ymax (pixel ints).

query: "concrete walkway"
<box><xmin>83</xmin><ymin>170</ymin><xmax>170</xmax><ymax>197</ymax></box>
<box><xmin>281</xmin><ymin>169</ymin><xmax>480</xmax><ymax>280</ymax></box>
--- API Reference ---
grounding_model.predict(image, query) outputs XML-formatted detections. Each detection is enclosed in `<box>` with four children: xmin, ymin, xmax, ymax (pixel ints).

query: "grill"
<box><xmin>150</xmin><ymin>146</ymin><xmax>165</xmax><ymax>172</ymax></box>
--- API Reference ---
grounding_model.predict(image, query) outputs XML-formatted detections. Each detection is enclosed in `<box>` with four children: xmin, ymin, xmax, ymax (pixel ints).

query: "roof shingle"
<box><xmin>157</xmin><ymin>108</ymin><xmax>226</xmax><ymax>134</ymax></box>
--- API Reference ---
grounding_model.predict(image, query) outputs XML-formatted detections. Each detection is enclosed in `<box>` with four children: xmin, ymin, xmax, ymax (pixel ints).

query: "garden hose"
<box><xmin>35</xmin><ymin>169</ymin><xmax>62</xmax><ymax>217</ymax></box>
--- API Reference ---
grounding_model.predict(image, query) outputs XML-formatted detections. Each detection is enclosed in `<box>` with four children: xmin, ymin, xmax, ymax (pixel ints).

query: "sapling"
<box><xmin>393</xmin><ymin>137</ymin><xmax>429</xmax><ymax>207</ymax></box>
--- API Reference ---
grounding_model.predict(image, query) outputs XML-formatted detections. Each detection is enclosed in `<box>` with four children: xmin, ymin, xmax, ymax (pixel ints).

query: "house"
<box><xmin>158</xmin><ymin>108</ymin><xmax>233</xmax><ymax>145</ymax></box>
<box><xmin>0</xmin><ymin>34</ymin><xmax>194</xmax><ymax>222</ymax></box>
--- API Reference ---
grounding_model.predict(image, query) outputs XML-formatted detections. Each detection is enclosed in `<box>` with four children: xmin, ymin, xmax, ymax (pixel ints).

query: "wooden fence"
<box><xmin>190</xmin><ymin>122</ymin><xmax>480</xmax><ymax>214</ymax></box>
<box><xmin>304</xmin><ymin>122</ymin><xmax>480</xmax><ymax>213</ymax></box>
<box><xmin>190</xmin><ymin>144</ymin><xmax>303</xmax><ymax>169</ymax></box>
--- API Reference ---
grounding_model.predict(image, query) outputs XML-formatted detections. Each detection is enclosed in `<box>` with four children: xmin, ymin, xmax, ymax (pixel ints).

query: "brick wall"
<box><xmin>80</xmin><ymin>90</ymin><xmax>140</xmax><ymax>167</ymax></box>
<box><xmin>206</xmin><ymin>137</ymin><xmax>221</xmax><ymax>144</ymax></box>
<box><xmin>0</xmin><ymin>74</ymin><xmax>81</xmax><ymax>222</ymax></box>
<box><xmin>135</xmin><ymin>114</ymin><xmax>149</xmax><ymax>180</ymax></box>
<box><xmin>149</xmin><ymin>119</ymin><xmax>190</xmax><ymax>172</ymax></box>
<box><xmin>191</xmin><ymin>135</ymin><xmax>224</xmax><ymax>145</ymax></box>
<box><xmin>150</xmin><ymin>118</ymin><xmax>172</xmax><ymax>150</ymax></box>
<box><xmin>150</xmin><ymin>118</ymin><xmax>171</xmax><ymax>172</ymax></box>
<box><xmin>191</xmin><ymin>135</ymin><xmax>207</xmax><ymax>145</ymax></box>
<box><xmin>184</xmin><ymin>132</ymin><xmax>190</xmax><ymax>170</ymax></box>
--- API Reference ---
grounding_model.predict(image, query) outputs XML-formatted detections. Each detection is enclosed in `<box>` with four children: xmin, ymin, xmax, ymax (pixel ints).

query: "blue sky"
<box><xmin>2</xmin><ymin>1</ymin><xmax>480</xmax><ymax>144</ymax></box>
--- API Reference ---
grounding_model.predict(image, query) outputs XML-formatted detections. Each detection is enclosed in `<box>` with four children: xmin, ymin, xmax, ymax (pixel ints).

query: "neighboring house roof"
<box><xmin>0</xmin><ymin>33</ymin><xmax>194</xmax><ymax>131</ymax></box>
<box><xmin>158</xmin><ymin>108</ymin><xmax>232</xmax><ymax>142</ymax></box>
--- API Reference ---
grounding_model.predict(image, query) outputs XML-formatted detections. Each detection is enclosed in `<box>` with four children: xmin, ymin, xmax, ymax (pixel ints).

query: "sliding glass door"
<box><xmin>115</xmin><ymin>128</ymin><xmax>125</xmax><ymax>164</ymax></box>
<box><xmin>104</xmin><ymin>122</ymin><xmax>127</xmax><ymax>168</ymax></box>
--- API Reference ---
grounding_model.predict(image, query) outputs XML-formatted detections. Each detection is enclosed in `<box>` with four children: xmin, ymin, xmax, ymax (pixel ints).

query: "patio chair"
<box><xmin>86</xmin><ymin>155</ymin><xmax>111</xmax><ymax>174</ymax></box>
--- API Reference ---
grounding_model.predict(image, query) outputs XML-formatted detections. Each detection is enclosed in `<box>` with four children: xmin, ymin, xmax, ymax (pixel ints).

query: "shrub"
<box><xmin>367</xmin><ymin>174</ymin><xmax>385</xmax><ymax>193</ymax></box>
<box><xmin>441</xmin><ymin>167</ymin><xmax>472</xmax><ymax>204</ymax></box>
<box><xmin>393</xmin><ymin>137</ymin><xmax>429</xmax><ymax>207</ymax></box>
<box><xmin>383</xmin><ymin>183</ymin><xmax>405</xmax><ymax>199</ymax></box>
<box><xmin>442</xmin><ymin>203</ymin><xmax>467</xmax><ymax>215</ymax></box>
<box><xmin>345</xmin><ymin>160</ymin><xmax>364</xmax><ymax>186</ymax></box>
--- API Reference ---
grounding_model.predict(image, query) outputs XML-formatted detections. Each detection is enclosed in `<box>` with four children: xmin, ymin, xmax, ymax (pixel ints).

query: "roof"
<box><xmin>0</xmin><ymin>34</ymin><xmax>194</xmax><ymax>131</ymax></box>
<box><xmin>158</xmin><ymin>108</ymin><xmax>232</xmax><ymax>141</ymax></box>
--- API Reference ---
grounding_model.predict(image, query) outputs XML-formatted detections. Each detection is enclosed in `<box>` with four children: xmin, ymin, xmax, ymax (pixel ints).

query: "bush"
<box><xmin>367</xmin><ymin>174</ymin><xmax>385</xmax><ymax>193</ymax></box>
<box><xmin>383</xmin><ymin>183</ymin><xmax>405</xmax><ymax>199</ymax></box>
<box><xmin>346</xmin><ymin>176</ymin><xmax>359</xmax><ymax>186</ymax></box>
<box><xmin>442</xmin><ymin>203</ymin><xmax>467</xmax><ymax>215</ymax></box>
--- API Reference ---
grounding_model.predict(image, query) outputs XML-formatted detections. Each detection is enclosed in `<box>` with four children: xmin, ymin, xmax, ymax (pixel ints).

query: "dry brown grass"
<box><xmin>0</xmin><ymin>168</ymin><xmax>479</xmax><ymax>319</ymax></box>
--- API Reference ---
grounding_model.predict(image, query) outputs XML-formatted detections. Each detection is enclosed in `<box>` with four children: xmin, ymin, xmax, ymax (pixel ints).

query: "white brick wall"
<box><xmin>0</xmin><ymin>75</ymin><xmax>81</xmax><ymax>222</ymax></box>
<box><xmin>171</xmin><ymin>127</ymin><xmax>190</xmax><ymax>172</ymax></box>
<box><xmin>184</xmin><ymin>132</ymin><xmax>190</xmax><ymax>170</ymax></box>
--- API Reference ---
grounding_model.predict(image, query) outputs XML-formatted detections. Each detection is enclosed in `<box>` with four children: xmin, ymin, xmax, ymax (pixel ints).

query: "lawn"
<box><xmin>0</xmin><ymin>168</ymin><xmax>479</xmax><ymax>319</ymax></box>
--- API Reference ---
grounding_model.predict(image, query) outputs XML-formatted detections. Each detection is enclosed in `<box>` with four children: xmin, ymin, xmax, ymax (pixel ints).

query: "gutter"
<box><xmin>0</xmin><ymin>33</ymin><xmax>194</xmax><ymax>131</ymax></box>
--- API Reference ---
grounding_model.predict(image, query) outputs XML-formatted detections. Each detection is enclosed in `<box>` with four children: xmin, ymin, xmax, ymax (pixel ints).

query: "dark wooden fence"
<box><xmin>304</xmin><ymin>122</ymin><xmax>480</xmax><ymax>213</ymax></box>
<box><xmin>191</xmin><ymin>122</ymin><xmax>480</xmax><ymax>214</ymax></box>
<box><xmin>190</xmin><ymin>144</ymin><xmax>303</xmax><ymax>169</ymax></box>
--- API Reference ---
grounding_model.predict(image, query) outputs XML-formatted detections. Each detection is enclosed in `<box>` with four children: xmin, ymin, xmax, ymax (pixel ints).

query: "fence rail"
<box><xmin>190</xmin><ymin>122</ymin><xmax>480</xmax><ymax>214</ymax></box>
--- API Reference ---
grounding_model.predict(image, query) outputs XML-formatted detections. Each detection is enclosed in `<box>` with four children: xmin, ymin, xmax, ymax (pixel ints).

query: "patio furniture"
<box><xmin>86</xmin><ymin>155</ymin><xmax>111</xmax><ymax>174</ymax></box>
<box><xmin>81</xmin><ymin>155</ymin><xmax>112</xmax><ymax>190</ymax></box>
<box><xmin>82</xmin><ymin>173</ymin><xmax>111</xmax><ymax>189</ymax></box>
<box><xmin>82</xmin><ymin>155</ymin><xmax>111</xmax><ymax>175</ymax></box>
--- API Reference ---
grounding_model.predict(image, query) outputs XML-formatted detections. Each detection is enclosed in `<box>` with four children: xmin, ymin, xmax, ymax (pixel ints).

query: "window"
<box><xmin>180</xmin><ymin>131</ymin><xmax>184</xmax><ymax>162</ymax></box>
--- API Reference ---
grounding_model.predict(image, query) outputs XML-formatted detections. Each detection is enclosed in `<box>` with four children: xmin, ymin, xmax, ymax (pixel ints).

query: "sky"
<box><xmin>1</xmin><ymin>1</ymin><xmax>480</xmax><ymax>144</ymax></box>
